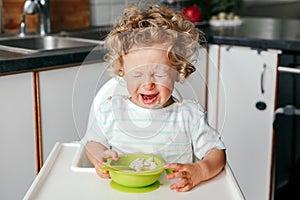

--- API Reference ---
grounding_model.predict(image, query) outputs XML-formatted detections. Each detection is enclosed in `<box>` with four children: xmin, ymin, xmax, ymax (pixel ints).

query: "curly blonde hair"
<box><xmin>104</xmin><ymin>4</ymin><xmax>205</xmax><ymax>82</ymax></box>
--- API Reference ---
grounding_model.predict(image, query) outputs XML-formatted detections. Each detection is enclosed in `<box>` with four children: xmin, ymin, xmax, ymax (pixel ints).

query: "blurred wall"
<box><xmin>1</xmin><ymin>0</ymin><xmax>300</xmax><ymax>34</ymax></box>
<box><xmin>1</xmin><ymin>0</ymin><xmax>90</xmax><ymax>34</ymax></box>
<box><xmin>240</xmin><ymin>0</ymin><xmax>300</xmax><ymax>19</ymax></box>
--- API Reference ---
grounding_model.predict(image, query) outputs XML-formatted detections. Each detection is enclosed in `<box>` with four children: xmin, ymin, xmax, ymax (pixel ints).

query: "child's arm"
<box><xmin>164</xmin><ymin>148</ymin><xmax>226</xmax><ymax>192</ymax></box>
<box><xmin>85</xmin><ymin>141</ymin><xmax>118</xmax><ymax>178</ymax></box>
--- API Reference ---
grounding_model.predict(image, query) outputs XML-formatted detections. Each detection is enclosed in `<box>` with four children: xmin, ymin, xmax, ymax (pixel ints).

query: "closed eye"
<box><xmin>131</xmin><ymin>73</ymin><xmax>143</xmax><ymax>78</ymax></box>
<box><xmin>154</xmin><ymin>73</ymin><xmax>167</xmax><ymax>78</ymax></box>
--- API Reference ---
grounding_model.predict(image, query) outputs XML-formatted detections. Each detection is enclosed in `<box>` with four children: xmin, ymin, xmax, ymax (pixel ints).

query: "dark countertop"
<box><xmin>0</xmin><ymin>46</ymin><xmax>105</xmax><ymax>75</ymax></box>
<box><xmin>0</xmin><ymin>17</ymin><xmax>300</xmax><ymax>75</ymax></box>
<box><xmin>205</xmin><ymin>17</ymin><xmax>300</xmax><ymax>52</ymax></box>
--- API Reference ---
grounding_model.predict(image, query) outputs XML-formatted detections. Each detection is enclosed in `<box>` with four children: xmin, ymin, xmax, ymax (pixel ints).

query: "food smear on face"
<box><xmin>129</xmin><ymin>157</ymin><xmax>158</xmax><ymax>172</ymax></box>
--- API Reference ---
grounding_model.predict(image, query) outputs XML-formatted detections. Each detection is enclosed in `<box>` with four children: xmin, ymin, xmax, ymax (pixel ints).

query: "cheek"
<box><xmin>125</xmin><ymin>79</ymin><xmax>139</xmax><ymax>95</ymax></box>
<box><xmin>158</xmin><ymin>85</ymin><xmax>173</xmax><ymax>98</ymax></box>
<box><xmin>156</xmin><ymin>78</ymin><xmax>174</xmax><ymax>92</ymax></box>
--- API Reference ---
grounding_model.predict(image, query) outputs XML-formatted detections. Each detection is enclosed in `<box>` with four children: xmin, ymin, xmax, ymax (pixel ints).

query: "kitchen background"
<box><xmin>1</xmin><ymin>0</ymin><xmax>300</xmax><ymax>34</ymax></box>
<box><xmin>0</xmin><ymin>0</ymin><xmax>299</xmax><ymax>200</ymax></box>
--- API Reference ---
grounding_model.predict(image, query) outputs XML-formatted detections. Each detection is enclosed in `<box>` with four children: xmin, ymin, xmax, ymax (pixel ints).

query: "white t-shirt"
<box><xmin>82</xmin><ymin>95</ymin><xmax>225</xmax><ymax>163</ymax></box>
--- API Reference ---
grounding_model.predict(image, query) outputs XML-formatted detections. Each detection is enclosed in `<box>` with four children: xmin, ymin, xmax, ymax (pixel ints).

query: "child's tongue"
<box><xmin>141</xmin><ymin>94</ymin><xmax>158</xmax><ymax>104</ymax></box>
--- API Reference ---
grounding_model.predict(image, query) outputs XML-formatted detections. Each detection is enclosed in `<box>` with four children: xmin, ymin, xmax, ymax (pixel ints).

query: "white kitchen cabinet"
<box><xmin>207</xmin><ymin>44</ymin><xmax>220</xmax><ymax>128</ymax></box>
<box><xmin>38</xmin><ymin>62</ymin><xmax>111</xmax><ymax>162</ymax></box>
<box><xmin>208</xmin><ymin>45</ymin><xmax>279</xmax><ymax>200</ymax></box>
<box><xmin>175</xmin><ymin>47</ymin><xmax>208</xmax><ymax>107</ymax></box>
<box><xmin>0</xmin><ymin>73</ymin><xmax>36</xmax><ymax>200</ymax></box>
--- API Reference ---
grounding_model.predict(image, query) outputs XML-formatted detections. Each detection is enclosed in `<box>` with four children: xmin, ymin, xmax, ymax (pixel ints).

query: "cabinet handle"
<box><xmin>278</xmin><ymin>66</ymin><xmax>300</xmax><ymax>75</ymax></box>
<box><xmin>260</xmin><ymin>64</ymin><xmax>266</xmax><ymax>94</ymax></box>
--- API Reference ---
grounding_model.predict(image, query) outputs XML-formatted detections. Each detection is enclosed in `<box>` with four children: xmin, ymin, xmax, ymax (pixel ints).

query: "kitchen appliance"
<box><xmin>274</xmin><ymin>52</ymin><xmax>300</xmax><ymax>197</ymax></box>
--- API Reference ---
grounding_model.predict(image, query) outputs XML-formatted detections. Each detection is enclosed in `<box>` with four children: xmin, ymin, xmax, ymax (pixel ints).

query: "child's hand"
<box><xmin>95</xmin><ymin>149</ymin><xmax>119</xmax><ymax>179</ymax></box>
<box><xmin>164</xmin><ymin>163</ymin><xmax>202</xmax><ymax>192</ymax></box>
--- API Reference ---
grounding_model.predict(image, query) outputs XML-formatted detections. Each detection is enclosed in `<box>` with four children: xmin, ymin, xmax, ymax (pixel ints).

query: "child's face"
<box><xmin>123</xmin><ymin>47</ymin><xmax>178</xmax><ymax>109</ymax></box>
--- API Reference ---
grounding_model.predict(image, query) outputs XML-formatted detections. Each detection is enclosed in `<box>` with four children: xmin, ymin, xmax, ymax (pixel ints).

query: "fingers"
<box><xmin>95</xmin><ymin>162</ymin><xmax>111</xmax><ymax>179</ymax></box>
<box><xmin>96</xmin><ymin>168</ymin><xmax>111</xmax><ymax>179</ymax></box>
<box><xmin>103</xmin><ymin>149</ymin><xmax>119</xmax><ymax>161</ymax></box>
<box><xmin>95</xmin><ymin>149</ymin><xmax>118</xmax><ymax>166</ymax></box>
<box><xmin>170</xmin><ymin>179</ymin><xmax>193</xmax><ymax>192</ymax></box>
<box><xmin>164</xmin><ymin>163</ymin><xmax>183</xmax><ymax>170</ymax></box>
<box><xmin>93</xmin><ymin>150</ymin><xmax>119</xmax><ymax>179</ymax></box>
<box><xmin>168</xmin><ymin>172</ymin><xmax>194</xmax><ymax>192</ymax></box>
<box><xmin>164</xmin><ymin>163</ymin><xmax>198</xmax><ymax>192</ymax></box>
<box><xmin>167</xmin><ymin>170</ymin><xmax>190</xmax><ymax>180</ymax></box>
<box><xmin>165</xmin><ymin>163</ymin><xmax>190</xmax><ymax>180</ymax></box>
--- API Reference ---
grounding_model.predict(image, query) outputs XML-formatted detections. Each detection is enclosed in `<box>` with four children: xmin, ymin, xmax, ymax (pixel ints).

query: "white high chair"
<box><xmin>82</xmin><ymin>77</ymin><xmax>244</xmax><ymax>198</ymax></box>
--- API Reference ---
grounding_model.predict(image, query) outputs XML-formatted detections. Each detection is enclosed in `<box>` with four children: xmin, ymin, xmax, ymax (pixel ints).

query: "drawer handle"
<box><xmin>260</xmin><ymin>64</ymin><xmax>266</xmax><ymax>94</ymax></box>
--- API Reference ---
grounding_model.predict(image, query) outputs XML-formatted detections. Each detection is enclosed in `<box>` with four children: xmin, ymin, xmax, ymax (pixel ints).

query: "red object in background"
<box><xmin>183</xmin><ymin>4</ymin><xmax>202</xmax><ymax>23</ymax></box>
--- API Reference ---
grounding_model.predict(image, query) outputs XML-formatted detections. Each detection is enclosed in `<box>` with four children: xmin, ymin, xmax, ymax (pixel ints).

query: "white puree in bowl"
<box><xmin>129</xmin><ymin>157</ymin><xmax>157</xmax><ymax>172</ymax></box>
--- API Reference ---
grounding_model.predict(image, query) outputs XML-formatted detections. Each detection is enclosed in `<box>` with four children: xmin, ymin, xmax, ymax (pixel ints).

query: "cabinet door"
<box><xmin>0</xmin><ymin>73</ymin><xmax>36</xmax><ymax>200</ymax></box>
<box><xmin>207</xmin><ymin>44</ymin><xmax>220</xmax><ymax>128</ymax></box>
<box><xmin>39</xmin><ymin>62</ymin><xmax>110</xmax><ymax>162</ymax></box>
<box><xmin>175</xmin><ymin>47</ymin><xmax>208</xmax><ymax>107</ymax></box>
<box><xmin>216</xmin><ymin>45</ymin><xmax>279</xmax><ymax>200</ymax></box>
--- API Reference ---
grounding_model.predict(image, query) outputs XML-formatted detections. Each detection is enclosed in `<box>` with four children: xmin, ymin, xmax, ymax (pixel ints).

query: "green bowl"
<box><xmin>105</xmin><ymin>154</ymin><xmax>166</xmax><ymax>188</ymax></box>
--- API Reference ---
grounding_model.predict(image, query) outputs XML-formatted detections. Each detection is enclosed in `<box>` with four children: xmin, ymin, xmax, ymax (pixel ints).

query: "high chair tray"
<box><xmin>23</xmin><ymin>142</ymin><xmax>245</xmax><ymax>200</ymax></box>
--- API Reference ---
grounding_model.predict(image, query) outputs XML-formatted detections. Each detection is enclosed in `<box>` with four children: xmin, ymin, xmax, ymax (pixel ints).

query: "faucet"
<box><xmin>20</xmin><ymin>0</ymin><xmax>51</xmax><ymax>36</ymax></box>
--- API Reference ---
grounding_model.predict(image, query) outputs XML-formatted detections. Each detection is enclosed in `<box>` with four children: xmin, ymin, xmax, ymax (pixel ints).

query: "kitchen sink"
<box><xmin>0</xmin><ymin>35</ymin><xmax>102</xmax><ymax>54</ymax></box>
<box><xmin>66</xmin><ymin>29</ymin><xmax>110</xmax><ymax>41</ymax></box>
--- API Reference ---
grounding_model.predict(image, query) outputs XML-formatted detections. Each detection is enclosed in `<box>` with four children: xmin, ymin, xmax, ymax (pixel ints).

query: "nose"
<box><xmin>142</xmin><ymin>75</ymin><xmax>155</xmax><ymax>90</ymax></box>
<box><xmin>143</xmin><ymin>82</ymin><xmax>155</xmax><ymax>90</ymax></box>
